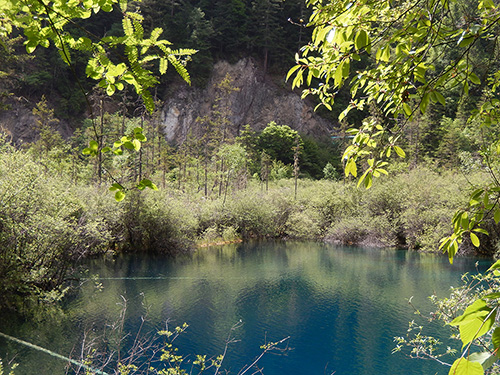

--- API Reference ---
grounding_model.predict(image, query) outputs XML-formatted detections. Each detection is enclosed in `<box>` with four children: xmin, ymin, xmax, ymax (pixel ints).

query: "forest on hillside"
<box><xmin>0</xmin><ymin>0</ymin><xmax>497</xmax><ymax>173</ymax></box>
<box><xmin>0</xmin><ymin>0</ymin><xmax>310</xmax><ymax>120</ymax></box>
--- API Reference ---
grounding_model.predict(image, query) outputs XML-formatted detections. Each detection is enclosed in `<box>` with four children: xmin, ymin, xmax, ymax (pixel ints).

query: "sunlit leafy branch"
<box><xmin>288</xmin><ymin>0</ymin><xmax>500</xmax><ymax>373</ymax></box>
<box><xmin>395</xmin><ymin>264</ymin><xmax>500</xmax><ymax>375</ymax></box>
<box><xmin>0</xmin><ymin>0</ymin><xmax>196</xmax><ymax>200</ymax></box>
<box><xmin>1</xmin><ymin>0</ymin><xmax>195</xmax><ymax>111</ymax></box>
<box><xmin>287</xmin><ymin>0</ymin><xmax>499</xmax><ymax>188</ymax></box>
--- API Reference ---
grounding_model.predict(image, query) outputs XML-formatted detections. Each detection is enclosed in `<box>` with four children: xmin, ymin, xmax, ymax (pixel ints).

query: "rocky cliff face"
<box><xmin>161</xmin><ymin>58</ymin><xmax>333</xmax><ymax>144</ymax></box>
<box><xmin>0</xmin><ymin>58</ymin><xmax>333</xmax><ymax>145</ymax></box>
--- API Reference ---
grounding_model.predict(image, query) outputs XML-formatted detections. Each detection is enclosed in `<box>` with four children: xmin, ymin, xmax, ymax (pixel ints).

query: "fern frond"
<box><xmin>140</xmin><ymin>55</ymin><xmax>159</xmax><ymax>64</ymax></box>
<box><xmin>168</xmin><ymin>48</ymin><xmax>198</xmax><ymax>57</ymax></box>
<box><xmin>70</xmin><ymin>37</ymin><xmax>92</xmax><ymax>51</ymax></box>
<box><xmin>159</xmin><ymin>57</ymin><xmax>167</xmax><ymax>74</ymax></box>
<box><xmin>167</xmin><ymin>55</ymin><xmax>191</xmax><ymax>84</ymax></box>
<box><xmin>122</xmin><ymin>17</ymin><xmax>133</xmax><ymax>37</ymax></box>
<box><xmin>141</xmin><ymin>89</ymin><xmax>154</xmax><ymax>113</ymax></box>
<box><xmin>125</xmin><ymin>45</ymin><xmax>138</xmax><ymax>63</ymax></box>
<box><xmin>150</xmin><ymin>28</ymin><xmax>162</xmax><ymax>43</ymax></box>
<box><xmin>132</xmin><ymin>19</ymin><xmax>144</xmax><ymax>40</ymax></box>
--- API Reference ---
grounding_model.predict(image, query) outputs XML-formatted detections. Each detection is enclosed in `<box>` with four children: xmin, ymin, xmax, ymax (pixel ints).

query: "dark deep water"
<box><xmin>0</xmin><ymin>242</ymin><xmax>493</xmax><ymax>374</ymax></box>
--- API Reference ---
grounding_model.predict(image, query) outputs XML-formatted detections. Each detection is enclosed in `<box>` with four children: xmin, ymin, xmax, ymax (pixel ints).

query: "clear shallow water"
<box><xmin>0</xmin><ymin>242</ymin><xmax>493</xmax><ymax>375</ymax></box>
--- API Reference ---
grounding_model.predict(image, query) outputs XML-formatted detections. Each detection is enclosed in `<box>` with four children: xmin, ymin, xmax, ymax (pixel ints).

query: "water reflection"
<box><xmin>0</xmin><ymin>242</ymin><xmax>491</xmax><ymax>375</ymax></box>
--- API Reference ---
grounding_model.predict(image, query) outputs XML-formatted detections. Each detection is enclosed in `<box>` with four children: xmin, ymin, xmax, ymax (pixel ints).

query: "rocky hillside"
<box><xmin>0</xmin><ymin>58</ymin><xmax>334</xmax><ymax>145</ymax></box>
<box><xmin>161</xmin><ymin>58</ymin><xmax>334</xmax><ymax>144</ymax></box>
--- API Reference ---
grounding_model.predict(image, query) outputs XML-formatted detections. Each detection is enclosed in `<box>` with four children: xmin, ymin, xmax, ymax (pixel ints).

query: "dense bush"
<box><xmin>0</xmin><ymin>147</ymin><xmax>112</xmax><ymax>304</ymax></box>
<box><xmin>0</xmin><ymin>133</ymin><xmax>494</xmax><ymax>305</ymax></box>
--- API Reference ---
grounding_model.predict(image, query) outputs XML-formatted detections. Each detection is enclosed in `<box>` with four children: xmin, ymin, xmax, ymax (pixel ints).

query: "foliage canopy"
<box><xmin>288</xmin><ymin>0</ymin><xmax>500</xmax><ymax>373</ymax></box>
<box><xmin>0</xmin><ymin>0</ymin><xmax>196</xmax><ymax>113</ymax></box>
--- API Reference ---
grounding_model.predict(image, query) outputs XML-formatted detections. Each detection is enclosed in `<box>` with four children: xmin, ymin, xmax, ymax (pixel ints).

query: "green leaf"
<box><xmin>470</xmin><ymin>232</ymin><xmax>480</xmax><ymax>247</ymax></box>
<box><xmin>464</xmin><ymin>81</ymin><xmax>469</xmax><ymax>95</ymax></box>
<box><xmin>435</xmin><ymin>91</ymin><xmax>446</xmax><ymax>106</ymax></box>
<box><xmin>483</xmin><ymin>292</ymin><xmax>500</xmax><ymax>300</ymax></box>
<box><xmin>364</xmin><ymin>172</ymin><xmax>373</xmax><ymax>189</ymax></box>
<box><xmin>494</xmin><ymin>209</ymin><xmax>500</xmax><ymax>224</ymax></box>
<box><xmin>420</xmin><ymin>92</ymin><xmax>430</xmax><ymax>114</ymax></box>
<box><xmin>25</xmin><ymin>40</ymin><xmax>38</xmax><ymax>54</ymax></box>
<box><xmin>468</xmin><ymin>352</ymin><xmax>496</xmax><ymax>371</ymax></box>
<box><xmin>335</xmin><ymin>61</ymin><xmax>344</xmax><ymax>87</ymax></box>
<box><xmin>449</xmin><ymin>358</ymin><xmax>484</xmax><ymax>375</ymax></box>
<box><xmin>492</xmin><ymin>327</ymin><xmax>500</xmax><ymax>350</ymax></box>
<box><xmin>138</xmin><ymin>179</ymin><xmax>159</xmax><ymax>191</ymax></box>
<box><xmin>109</xmin><ymin>183</ymin><xmax>123</xmax><ymax>192</ymax></box>
<box><xmin>449</xmin><ymin>299</ymin><xmax>495</xmax><ymax>348</ymax></box>
<box><xmin>58</xmin><ymin>48</ymin><xmax>71</xmax><ymax>65</ymax></box>
<box><xmin>342</xmin><ymin>58</ymin><xmax>350</xmax><ymax>78</ymax></box>
<box><xmin>89</xmin><ymin>140</ymin><xmax>99</xmax><ymax>151</ymax></box>
<box><xmin>345</xmin><ymin>158</ymin><xmax>357</xmax><ymax>177</ymax></box>
<box><xmin>487</xmin><ymin>260</ymin><xmax>500</xmax><ymax>272</ymax></box>
<box><xmin>402</xmin><ymin>102</ymin><xmax>412</xmax><ymax>117</ymax></box>
<box><xmin>461</xmin><ymin>212</ymin><xmax>470</xmax><ymax>229</ymax></box>
<box><xmin>473</xmin><ymin>228</ymin><xmax>488</xmax><ymax>235</ymax></box>
<box><xmin>355</xmin><ymin>30</ymin><xmax>368</xmax><ymax>51</ymax></box>
<box><xmin>479</xmin><ymin>0</ymin><xmax>495</xmax><ymax>9</ymax></box>
<box><xmin>115</xmin><ymin>190</ymin><xmax>126</xmax><ymax>202</ymax></box>
<box><xmin>106</xmin><ymin>84</ymin><xmax>116</xmax><ymax>96</ymax></box>
<box><xmin>357</xmin><ymin>169</ymin><xmax>370</xmax><ymax>188</ymax></box>
<box><xmin>458</xmin><ymin>35</ymin><xmax>475</xmax><ymax>48</ymax></box>
<box><xmin>394</xmin><ymin>146</ymin><xmax>406</xmax><ymax>158</ymax></box>
<box><xmin>287</xmin><ymin>65</ymin><xmax>301</xmax><ymax>81</ymax></box>
<box><xmin>469</xmin><ymin>73</ymin><xmax>481</xmax><ymax>85</ymax></box>
<box><xmin>123</xmin><ymin>141</ymin><xmax>135</xmax><ymax>150</ymax></box>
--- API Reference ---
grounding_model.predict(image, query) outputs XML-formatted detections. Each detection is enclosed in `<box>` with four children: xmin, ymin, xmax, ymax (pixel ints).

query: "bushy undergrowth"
<box><xmin>0</xmin><ymin>139</ymin><xmax>493</xmax><ymax>305</ymax></box>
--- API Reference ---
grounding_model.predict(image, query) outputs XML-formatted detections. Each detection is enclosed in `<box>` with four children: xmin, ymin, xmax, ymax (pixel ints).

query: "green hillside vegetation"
<box><xmin>0</xmin><ymin>0</ymin><xmax>499</xmax><ymax>306</ymax></box>
<box><xmin>0</xmin><ymin>117</ymin><xmax>495</xmax><ymax>307</ymax></box>
<box><xmin>4</xmin><ymin>0</ymin><xmax>500</xmax><ymax>373</ymax></box>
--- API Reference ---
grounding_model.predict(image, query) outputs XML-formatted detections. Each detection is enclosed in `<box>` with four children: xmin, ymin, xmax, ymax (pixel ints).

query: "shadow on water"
<box><xmin>0</xmin><ymin>241</ymin><xmax>492</xmax><ymax>375</ymax></box>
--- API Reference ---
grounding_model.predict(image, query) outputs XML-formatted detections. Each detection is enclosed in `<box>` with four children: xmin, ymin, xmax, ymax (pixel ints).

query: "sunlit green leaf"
<box><xmin>449</xmin><ymin>358</ymin><xmax>484</xmax><ymax>375</ymax></box>
<box><xmin>487</xmin><ymin>260</ymin><xmax>500</xmax><ymax>272</ymax></box>
<box><xmin>355</xmin><ymin>30</ymin><xmax>368</xmax><ymax>51</ymax></box>
<box><xmin>470</xmin><ymin>232</ymin><xmax>480</xmax><ymax>247</ymax></box>
<box><xmin>115</xmin><ymin>190</ymin><xmax>126</xmax><ymax>202</ymax></box>
<box><xmin>492</xmin><ymin>328</ymin><xmax>500</xmax><ymax>350</ymax></box>
<box><xmin>402</xmin><ymin>102</ymin><xmax>412</xmax><ymax>117</ymax></box>
<box><xmin>109</xmin><ymin>183</ymin><xmax>123</xmax><ymax>192</ymax></box>
<box><xmin>89</xmin><ymin>140</ymin><xmax>98</xmax><ymax>151</ymax></box>
<box><xmin>450</xmin><ymin>299</ymin><xmax>495</xmax><ymax>348</ymax></box>
<box><xmin>394</xmin><ymin>146</ymin><xmax>406</xmax><ymax>158</ymax></box>
<box><xmin>345</xmin><ymin>158</ymin><xmax>357</xmax><ymax>177</ymax></box>
<box><xmin>494</xmin><ymin>209</ymin><xmax>500</xmax><ymax>224</ymax></box>
<box><xmin>469</xmin><ymin>73</ymin><xmax>481</xmax><ymax>85</ymax></box>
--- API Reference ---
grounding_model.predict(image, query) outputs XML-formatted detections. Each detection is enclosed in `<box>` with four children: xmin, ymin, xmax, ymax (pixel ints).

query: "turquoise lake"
<box><xmin>0</xmin><ymin>241</ymin><xmax>492</xmax><ymax>374</ymax></box>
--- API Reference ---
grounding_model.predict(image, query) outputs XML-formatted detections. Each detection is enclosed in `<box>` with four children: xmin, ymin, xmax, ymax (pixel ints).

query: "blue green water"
<box><xmin>0</xmin><ymin>242</ymin><xmax>492</xmax><ymax>374</ymax></box>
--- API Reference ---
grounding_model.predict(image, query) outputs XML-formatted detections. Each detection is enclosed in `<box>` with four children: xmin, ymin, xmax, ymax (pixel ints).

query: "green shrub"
<box><xmin>0</xmin><ymin>149</ymin><xmax>115</xmax><ymax>303</ymax></box>
<box><xmin>120</xmin><ymin>190</ymin><xmax>198</xmax><ymax>254</ymax></box>
<box><xmin>284</xmin><ymin>208</ymin><xmax>322</xmax><ymax>239</ymax></box>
